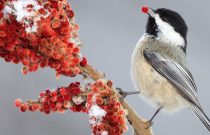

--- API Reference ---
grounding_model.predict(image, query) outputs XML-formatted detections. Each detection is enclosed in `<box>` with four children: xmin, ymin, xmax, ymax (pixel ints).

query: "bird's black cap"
<box><xmin>146</xmin><ymin>8</ymin><xmax>188</xmax><ymax>52</ymax></box>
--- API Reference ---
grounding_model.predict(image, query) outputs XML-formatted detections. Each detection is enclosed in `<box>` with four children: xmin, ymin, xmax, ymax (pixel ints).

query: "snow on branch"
<box><xmin>0</xmin><ymin>0</ymin><xmax>152</xmax><ymax>135</ymax></box>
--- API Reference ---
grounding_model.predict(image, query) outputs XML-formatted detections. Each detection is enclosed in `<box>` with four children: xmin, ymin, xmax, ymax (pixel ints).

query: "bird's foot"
<box><xmin>144</xmin><ymin>120</ymin><xmax>154</xmax><ymax>129</ymax></box>
<box><xmin>144</xmin><ymin>106</ymin><xmax>163</xmax><ymax>129</ymax></box>
<box><xmin>116</xmin><ymin>87</ymin><xmax>140</xmax><ymax>101</ymax></box>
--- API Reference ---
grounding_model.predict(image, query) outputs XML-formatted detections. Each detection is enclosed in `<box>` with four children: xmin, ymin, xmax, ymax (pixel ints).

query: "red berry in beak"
<box><xmin>141</xmin><ymin>6</ymin><xmax>149</xmax><ymax>14</ymax></box>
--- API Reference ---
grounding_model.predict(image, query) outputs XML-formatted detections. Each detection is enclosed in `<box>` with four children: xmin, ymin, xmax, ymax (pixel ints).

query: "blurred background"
<box><xmin>1</xmin><ymin>0</ymin><xmax>210</xmax><ymax>135</ymax></box>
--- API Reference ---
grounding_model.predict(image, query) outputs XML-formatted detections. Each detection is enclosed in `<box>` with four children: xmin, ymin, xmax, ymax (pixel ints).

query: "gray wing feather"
<box><xmin>143</xmin><ymin>50</ymin><xmax>200</xmax><ymax>107</ymax></box>
<box><xmin>143</xmin><ymin>49</ymin><xmax>210</xmax><ymax>131</ymax></box>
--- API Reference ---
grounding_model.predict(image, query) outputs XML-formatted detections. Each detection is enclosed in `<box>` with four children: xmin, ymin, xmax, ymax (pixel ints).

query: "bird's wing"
<box><xmin>143</xmin><ymin>49</ymin><xmax>201</xmax><ymax>108</ymax></box>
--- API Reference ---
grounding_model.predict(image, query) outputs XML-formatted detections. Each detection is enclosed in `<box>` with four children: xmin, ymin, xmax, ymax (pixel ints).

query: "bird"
<box><xmin>129</xmin><ymin>6</ymin><xmax>210</xmax><ymax>131</ymax></box>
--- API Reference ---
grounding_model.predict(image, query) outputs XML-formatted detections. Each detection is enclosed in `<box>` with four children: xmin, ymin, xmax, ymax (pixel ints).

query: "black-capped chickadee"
<box><xmin>131</xmin><ymin>6</ymin><xmax>210</xmax><ymax>131</ymax></box>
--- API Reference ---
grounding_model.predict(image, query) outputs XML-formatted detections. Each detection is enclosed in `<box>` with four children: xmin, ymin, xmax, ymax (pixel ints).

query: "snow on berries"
<box><xmin>2</xmin><ymin>0</ymin><xmax>50</xmax><ymax>33</ymax></box>
<box><xmin>0</xmin><ymin>0</ymin><xmax>88</xmax><ymax>77</ymax></box>
<box><xmin>87</xmin><ymin>80</ymin><xmax>128</xmax><ymax>135</ymax></box>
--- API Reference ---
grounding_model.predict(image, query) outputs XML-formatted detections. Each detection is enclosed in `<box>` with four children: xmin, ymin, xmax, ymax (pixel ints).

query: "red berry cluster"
<box><xmin>0</xmin><ymin>0</ymin><xmax>87</xmax><ymax>77</ymax></box>
<box><xmin>14</xmin><ymin>80</ymin><xmax>128</xmax><ymax>135</ymax></box>
<box><xmin>14</xmin><ymin>82</ymin><xmax>88</xmax><ymax>114</ymax></box>
<box><xmin>87</xmin><ymin>80</ymin><xmax>128</xmax><ymax>135</ymax></box>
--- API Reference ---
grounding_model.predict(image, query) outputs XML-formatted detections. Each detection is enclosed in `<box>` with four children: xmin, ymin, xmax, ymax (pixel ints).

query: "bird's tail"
<box><xmin>189</xmin><ymin>105</ymin><xmax>210</xmax><ymax>132</ymax></box>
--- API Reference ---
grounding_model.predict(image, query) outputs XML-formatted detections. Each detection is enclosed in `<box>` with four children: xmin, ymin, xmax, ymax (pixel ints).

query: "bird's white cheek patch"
<box><xmin>155</xmin><ymin>15</ymin><xmax>185</xmax><ymax>47</ymax></box>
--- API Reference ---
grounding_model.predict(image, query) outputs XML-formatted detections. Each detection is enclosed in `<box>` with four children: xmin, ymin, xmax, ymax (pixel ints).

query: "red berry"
<box><xmin>60</xmin><ymin>88</ymin><xmax>66</xmax><ymax>96</ymax></box>
<box><xmin>57</xmin><ymin>96</ymin><xmax>64</xmax><ymax>103</ymax></box>
<box><xmin>63</xmin><ymin>94</ymin><xmax>71</xmax><ymax>101</ymax></box>
<box><xmin>14</xmin><ymin>99</ymin><xmax>22</xmax><ymax>108</ymax></box>
<box><xmin>50</xmin><ymin>1</ymin><xmax>58</xmax><ymax>9</ymax></box>
<box><xmin>73</xmin><ymin>47</ymin><xmax>80</xmax><ymax>54</ymax></box>
<box><xmin>0</xmin><ymin>31</ymin><xmax>6</xmax><ymax>37</ymax></box>
<box><xmin>40</xmin><ymin>92</ymin><xmax>45</xmax><ymax>97</ymax></box>
<box><xmin>32</xmin><ymin>104</ymin><xmax>40</xmax><ymax>111</ymax></box>
<box><xmin>44</xmin><ymin>96</ymin><xmax>50</xmax><ymax>102</ymax></box>
<box><xmin>38</xmin><ymin>8</ymin><xmax>47</xmax><ymax>15</ymax></box>
<box><xmin>43</xmin><ymin>104</ymin><xmax>50</xmax><ymax>112</ymax></box>
<box><xmin>80</xmin><ymin>57</ymin><xmax>87</xmax><ymax>67</ymax></box>
<box><xmin>56</xmin><ymin>102</ymin><xmax>63</xmax><ymax>110</ymax></box>
<box><xmin>29</xmin><ymin>106</ymin><xmax>34</xmax><ymax>111</ymax></box>
<box><xmin>50</xmin><ymin>96</ymin><xmax>57</xmax><ymax>102</ymax></box>
<box><xmin>74</xmin><ymin>24</ymin><xmax>79</xmax><ymax>31</ymax></box>
<box><xmin>22</xmin><ymin>59</ymin><xmax>30</xmax><ymax>66</ymax></box>
<box><xmin>141</xmin><ymin>6</ymin><xmax>149</xmax><ymax>13</ymax></box>
<box><xmin>72</xmin><ymin>57</ymin><xmax>80</xmax><ymax>64</ymax></box>
<box><xmin>45</xmin><ymin>90</ymin><xmax>50</xmax><ymax>95</ymax></box>
<box><xmin>107</xmin><ymin>80</ymin><xmax>113</xmax><ymax>87</ymax></box>
<box><xmin>68</xmin><ymin>10</ymin><xmax>74</xmax><ymax>18</ymax></box>
<box><xmin>71</xmin><ymin>87</ymin><xmax>81</xmax><ymax>95</ymax></box>
<box><xmin>98</xmin><ymin>81</ymin><xmax>104</xmax><ymax>87</ymax></box>
<box><xmin>75</xmin><ymin>105</ymin><xmax>83</xmax><ymax>111</ymax></box>
<box><xmin>50</xmin><ymin>91</ymin><xmax>57</xmax><ymax>97</ymax></box>
<box><xmin>49</xmin><ymin>102</ymin><xmax>56</xmax><ymax>109</ymax></box>
<box><xmin>20</xmin><ymin>103</ymin><xmax>28</xmax><ymax>112</ymax></box>
<box><xmin>95</xmin><ymin>97</ymin><xmax>103</xmax><ymax>105</ymax></box>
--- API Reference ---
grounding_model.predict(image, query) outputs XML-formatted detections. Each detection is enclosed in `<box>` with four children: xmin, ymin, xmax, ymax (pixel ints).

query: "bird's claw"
<box><xmin>116</xmin><ymin>87</ymin><xmax>128</xmax><ymax>99</ymax></box>
<box><xmin>116</xmin><ymin>87</ymin><xmax>127</xmax><ymax>101</ymax></box>
<box><xmin>116</xmin><ymin>87</ymin><xmax>140</xmax><ymax>101</ymax></box>
<box><xmin>145</xmin><ymin>120</ymin><xmax>153</xmax><ymax>129</ymax></box>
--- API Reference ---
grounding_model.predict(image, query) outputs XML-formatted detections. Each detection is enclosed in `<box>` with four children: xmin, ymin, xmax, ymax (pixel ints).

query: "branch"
<box><xmin>80</xmin><ymin>64</ymin><xmax>153</xmax><ymax>135</ymax></box>
<box><xmin>0</xmin><ymin>0</ymin><xmax>153</xmax><ymax>134</ymax></box>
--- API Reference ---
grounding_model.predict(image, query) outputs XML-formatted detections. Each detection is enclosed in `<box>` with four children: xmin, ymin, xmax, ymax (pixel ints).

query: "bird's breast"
<box><xmin>131</xmin><ymin>37</ymin><xmax>185</xmax><ymax>112</ymax></box>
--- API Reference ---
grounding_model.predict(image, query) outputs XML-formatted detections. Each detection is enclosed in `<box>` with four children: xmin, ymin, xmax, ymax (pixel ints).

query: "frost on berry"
<box><xmin>0</xmin><ymin>0</ymin><xmax>87</xmax><ymax>77</ymax></box>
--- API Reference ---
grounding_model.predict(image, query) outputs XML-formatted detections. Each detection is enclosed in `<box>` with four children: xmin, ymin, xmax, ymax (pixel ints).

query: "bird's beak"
<box><xmin>147</xmin><ymin>8</ymin><xmax>155</xmax><ymax>18</ymax></box>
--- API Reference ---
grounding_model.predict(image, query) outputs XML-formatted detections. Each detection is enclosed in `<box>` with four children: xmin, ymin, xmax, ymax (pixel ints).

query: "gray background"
<box><xmin>0</xmin><ymin>0</ymin><xmax>210</xmax><ymax>135</ymax></box>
